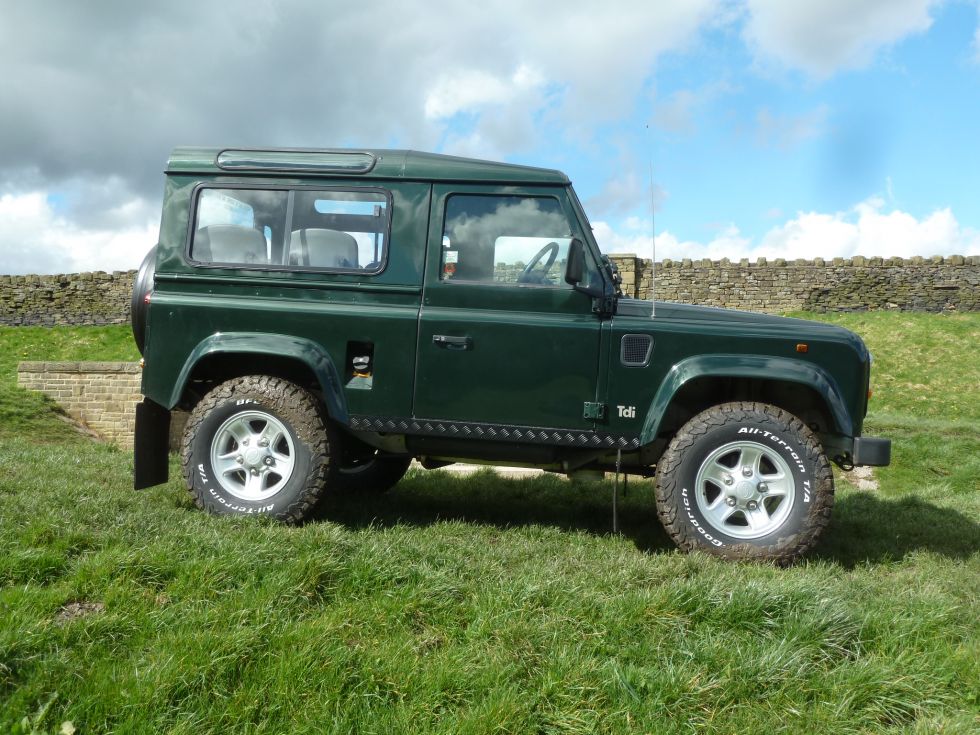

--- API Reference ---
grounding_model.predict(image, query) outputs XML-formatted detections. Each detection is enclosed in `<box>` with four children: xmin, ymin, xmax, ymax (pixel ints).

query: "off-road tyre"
<box><xmin>181</xmin><ymin>375</ymin><xmax>334</xmax><ymax>523</ymax></box>
<box><xmin>334</xmin><ymin>449</ymin><xmax>412</xmax><ymax>494</ymax></box>
<box><xmin>654</xmin><ymin>401</ymin><xmax>834</xmax><ymax>563</ymax></box>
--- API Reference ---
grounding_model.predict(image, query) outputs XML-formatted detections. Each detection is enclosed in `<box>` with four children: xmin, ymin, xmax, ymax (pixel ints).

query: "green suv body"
<box><xmin>133</xmin><ymin>147</ymin><xmax>890</xmax><ymax>562</ymax></box>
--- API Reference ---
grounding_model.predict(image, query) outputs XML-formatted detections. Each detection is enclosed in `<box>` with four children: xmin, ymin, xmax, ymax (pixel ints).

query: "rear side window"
<box><xmin>190</xmin><ymin>187</ymin><xmax>390</xmax><ymax>272</ymax></box>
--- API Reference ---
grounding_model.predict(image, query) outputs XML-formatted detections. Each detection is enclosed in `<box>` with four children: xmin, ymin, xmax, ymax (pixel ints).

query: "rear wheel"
<box><xmin>654</xmin><ymin>402</ymin><xmax>834</xmax><ymax>563</ymax></box>
<box><xmin>181</xmin><ymin>376</ymin><xmax>334</xmax><ymax>523</ymax></box>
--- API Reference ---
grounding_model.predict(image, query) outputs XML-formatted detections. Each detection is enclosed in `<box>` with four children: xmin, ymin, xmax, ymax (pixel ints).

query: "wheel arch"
<box><xmin>640</xmin><ymin>355</ymin><xmax>853</xmax><ymax>447</ymax></box>
<box><xmin>169</xmin><ymin>333</ymin><xmax>348</xmax><ymax>424</ymax></box>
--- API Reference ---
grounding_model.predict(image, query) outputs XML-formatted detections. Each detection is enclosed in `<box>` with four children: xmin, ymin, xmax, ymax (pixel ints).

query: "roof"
<box><xmin>166</xmin><ymin>147</ymin><xmax>570</xmax><ymax>185</ymax></box>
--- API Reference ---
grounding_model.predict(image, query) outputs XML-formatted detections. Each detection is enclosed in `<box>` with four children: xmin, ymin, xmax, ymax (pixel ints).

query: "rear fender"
<box><xmin>639</xmin><ymin>354</ymin><xmax>852</xmax><ymax>445</ymax></box>
<box><xmin>168</xmin><ymin>333</ymin><xmax>348</xmax><ymax>423</ymax></box>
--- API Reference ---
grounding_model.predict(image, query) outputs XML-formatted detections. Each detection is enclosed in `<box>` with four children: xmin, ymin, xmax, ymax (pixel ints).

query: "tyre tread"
<box><xmin>180</xmin><ymin>375</ymin><xmax>332</xmax><ymax>524</ymax></box>
<box><xmin>654</xmin><ymin>401</ymin><xmax>834</xmax><ymax>563</ymax></box>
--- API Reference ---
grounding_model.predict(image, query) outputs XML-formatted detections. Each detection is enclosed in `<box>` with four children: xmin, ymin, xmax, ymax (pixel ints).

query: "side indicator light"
<box><xmin>867</xmin><ymin>390</ymin><xmax>873</xmax><ymax>400</ymax></box>
<box><xmin>796</xmin><ymin>343</ymin><xmax>808</xmax><ymax>353</ymax></box>
<box><xmin>139</xmin><ymin>358</ymin><xmax>146</xmax><ymax>369</ymax></box>
<box><xmin>144</xmin><ymin>292</ymin><xmax>152</xmax><ymax>304</ymax></box>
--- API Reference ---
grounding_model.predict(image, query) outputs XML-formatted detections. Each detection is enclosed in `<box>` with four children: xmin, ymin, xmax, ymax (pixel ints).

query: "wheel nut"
<box><xmin>758</xmin><ymin>482</ymin><xmax>768</xmax><ymax>493</ymax></box>
<box><xmin>258</xmin><ymin>439</ymin><xmax>269</xmax><ymax>448</ymax></box>
<box><xmin>723</xmin><ymin>475</ymin><xmax>734</xmax><ymax>486</ymax></box>
<box><xmin>236</xmin><ymin>456</ymin><xmax>244</xmax><ymax>464</ymax></box>
<box><xmin>726</xmin><ymin>496</ymin><xmax>737</xmax><ymax>507</ymax></box>
<box><xmin>264</xmin><ymin>457</ymin><xmax>273</xmax><ymax>466</ymax></box>
<box><xmin>742</xmin><ymin>467</ymin><xmax>753</xmax><ymax>477</ymax></box>
<box><xmin>747</xmin><ymin>500</ymin><xmax>758</xmax><ymax>511</ymax></box>
<box><xmin>250</xmin><ymin>468</ymin><xmax>259</xmax><ymax>476</ymax></box>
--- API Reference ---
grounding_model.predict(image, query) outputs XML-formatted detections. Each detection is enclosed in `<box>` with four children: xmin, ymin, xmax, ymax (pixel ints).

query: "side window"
<box><xmin>190</xmin><ymin>187</ymin><xmax>390</xmax><ymax>273</ymax></box>
<box><xmin>288</xmin><ymin>190</ymin><xmax>387</xmax><ymax>271</ymax></box>
<box><xmin>441</xmin><ymin>195</ymin><xmax>574</xmax><ymax>286</ymax></box>
<box><xmin>192</xmin><ymin>189</ymin><xmax>285</xmax><ymax>265</ymax></box>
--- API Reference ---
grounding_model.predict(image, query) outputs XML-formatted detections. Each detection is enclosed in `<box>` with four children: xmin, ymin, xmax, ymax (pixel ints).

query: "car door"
<box><xmin>413</xmin><ymin>184</ymin><xmax>602</xmax><ymax>430</ymax></box>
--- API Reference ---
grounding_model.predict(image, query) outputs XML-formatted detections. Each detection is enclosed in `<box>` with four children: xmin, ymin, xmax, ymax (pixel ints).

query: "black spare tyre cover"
<box><xmin>131</xmin><ymin>245</ymin><xmax>157</xmax><ymax>356</ymax></box>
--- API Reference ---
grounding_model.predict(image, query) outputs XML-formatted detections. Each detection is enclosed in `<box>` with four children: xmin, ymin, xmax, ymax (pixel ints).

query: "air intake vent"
<box><xmin>621</xmin><ymin>334</ymin><xmax>653</xmax><ymax>367</ymax></box>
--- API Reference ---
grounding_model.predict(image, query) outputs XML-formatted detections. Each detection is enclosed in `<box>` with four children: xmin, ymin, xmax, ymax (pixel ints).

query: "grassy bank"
<box><xmin>1</xmin><ymin>315</ymin><xmax>978</xmax><ymax>733</ymax></box>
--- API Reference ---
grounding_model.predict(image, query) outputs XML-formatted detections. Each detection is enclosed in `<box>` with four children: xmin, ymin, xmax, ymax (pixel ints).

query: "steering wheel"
<box><xmin>518</xmin><ymin>241</ymin><xmax>560</xmax><ymax>284</ymax></box>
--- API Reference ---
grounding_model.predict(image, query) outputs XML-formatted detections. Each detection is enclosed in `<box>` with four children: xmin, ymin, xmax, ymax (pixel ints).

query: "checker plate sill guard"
<box><xmin>349</xmin><ymin>415</ymin><xmax>640</xmax><ymax>450</ymax></box>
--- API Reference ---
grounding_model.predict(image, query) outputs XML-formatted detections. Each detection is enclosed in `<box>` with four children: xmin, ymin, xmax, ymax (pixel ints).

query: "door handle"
<box><xmin>433</xmin><ymin>334</ymin><xmax>472</xmax><ymax>351</ymax></box>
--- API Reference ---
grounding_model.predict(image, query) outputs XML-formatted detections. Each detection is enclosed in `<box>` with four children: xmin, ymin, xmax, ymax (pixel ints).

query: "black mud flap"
<box><xmin>852</xmin><ymin>436</ymin><xmax>891</xmax><ymax>467</ymax></box>
<box><xmin>134</xmin><ymin>399</ymin><xmax>171</xmax><ymax>489</ymax></box>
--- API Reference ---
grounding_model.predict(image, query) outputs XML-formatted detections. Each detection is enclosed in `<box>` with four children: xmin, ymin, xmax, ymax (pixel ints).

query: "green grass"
<box><xmin>1</xmin><ymin>317</ymin><xmax>978</xmax><ymax>734</ymax></box>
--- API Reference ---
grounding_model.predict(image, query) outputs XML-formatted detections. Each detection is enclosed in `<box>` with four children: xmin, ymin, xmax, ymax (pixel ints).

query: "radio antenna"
<box><xmin>646</xmin><ymin>124</ymin><xmax>656</xmax><ymax>317</ymax></box>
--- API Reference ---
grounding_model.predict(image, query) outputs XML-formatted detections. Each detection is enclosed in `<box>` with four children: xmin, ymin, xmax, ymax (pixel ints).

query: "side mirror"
<box><xmin>565</xmin><ymin>238</ymin><xmax>585</xmax><ymax>285</ymax></box>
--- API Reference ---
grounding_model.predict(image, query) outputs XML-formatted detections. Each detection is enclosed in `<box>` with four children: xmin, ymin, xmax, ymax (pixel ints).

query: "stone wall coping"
<box><xmin>17</xmin><ymin>361</ymin><xmax>140</xmax><ymax>374</ymax></box>
<box><xmin>607</xmin><ymin>254</ymin><xmax>978</xmax><ymax>268</ymax></box>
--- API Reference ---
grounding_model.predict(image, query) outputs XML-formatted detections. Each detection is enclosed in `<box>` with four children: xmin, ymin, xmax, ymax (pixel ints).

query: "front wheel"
<box><xmin>654</xmin><ymin>402</ymin><xmax>834</xmax><ymax>563</ymax></box>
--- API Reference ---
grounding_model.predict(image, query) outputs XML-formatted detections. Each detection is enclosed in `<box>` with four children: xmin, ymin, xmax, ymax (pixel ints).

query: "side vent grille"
<box><xmin>621</xmin><ymin>334</ymin><xmax>653</xmax><ymax>367</ymax></box>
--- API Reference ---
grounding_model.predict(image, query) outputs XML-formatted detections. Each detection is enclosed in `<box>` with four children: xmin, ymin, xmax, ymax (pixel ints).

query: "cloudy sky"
<box><xmin>1</xmin><ymin>0</ymin><xmax>978</xmax><ymax>274</ymax></box>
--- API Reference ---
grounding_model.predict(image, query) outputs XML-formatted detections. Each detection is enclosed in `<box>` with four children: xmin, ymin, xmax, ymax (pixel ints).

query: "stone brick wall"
<box><xmin>608</xmin><ymin>254</ymin><xmax>978</xmax><ymax>313</ymax></box>
<box><xmin>0</xmin><ymin>270</ymin><xmax>136</xmax><ymax>326</ymax></box>
<box><xmin>1</xmin><ymin>258</ymin><xmax>977</xmax><ymax>324</ymax></box>
<box><xmin>16</xmin><ymin>361</ymin><xmax>188</xmax><ymax>450</ymax></box>
<box><xmin>17</xmin><ymin>362</ymin><xmax>142</xmax><ymax>448</ymax></box>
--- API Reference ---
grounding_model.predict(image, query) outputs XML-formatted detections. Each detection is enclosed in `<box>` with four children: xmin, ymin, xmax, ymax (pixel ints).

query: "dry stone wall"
<box><xmin>0</xmin><ymin>270</ymin><xmax>136</xmax><ymax>326</ymax></box>
<box><xmin>1</xmin><ymin>259</ymin><xmax>977</xmax><ymax>325</ymax></box>
<box><xmin>608</xmin><ymin>254</ymin><xmax>978</xmax><ymax>313</ymax></box>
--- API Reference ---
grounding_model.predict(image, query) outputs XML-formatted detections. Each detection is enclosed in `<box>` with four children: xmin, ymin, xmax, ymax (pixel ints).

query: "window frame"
<box><xmin>438</xmin><ymin>192</ymin><xmax>577</xmax><ymax>289</ymax></box>
<box><xmin>185</xmin><ymin>182</ymin><xmax>394</xmax><ymax>276</ymax></box>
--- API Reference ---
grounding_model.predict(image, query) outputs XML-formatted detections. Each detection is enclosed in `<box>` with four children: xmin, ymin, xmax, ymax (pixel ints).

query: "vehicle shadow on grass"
<box><xmin>314</xmin><ymin>472</ymin><xmax>980</xmax><ymax>565</ymax></box>
<box><xmin>313</xmin><ymin>471</ymin><xmax>675</xmax><ymax>554</ymax></box>
<box><xmin>816</xmin><ymin>491</ymin><xmax>980</xmax><ymax>567</ymax></box>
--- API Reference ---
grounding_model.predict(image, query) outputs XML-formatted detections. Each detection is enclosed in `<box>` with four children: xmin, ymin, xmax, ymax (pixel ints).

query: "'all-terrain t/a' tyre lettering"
<box><xmin>181</xmin><ymin>376</ymin><xmax>334</xmax><ymax>523</ymax></box>
<box><xmin>654</xmin><ymin>402</ymin><xmax>834</xmax><ymax>563</ymax></box>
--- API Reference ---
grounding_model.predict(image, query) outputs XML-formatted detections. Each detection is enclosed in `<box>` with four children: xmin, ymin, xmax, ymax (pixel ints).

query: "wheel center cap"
<box><xmin>735</xmin><ymin>481</ymin><xmax>756</xmax><ymax>500</ymax></box>
<box><xmin>244</xmin><ymin>447</ymin><xmax>264</xmax><ymax>466</ymax></box>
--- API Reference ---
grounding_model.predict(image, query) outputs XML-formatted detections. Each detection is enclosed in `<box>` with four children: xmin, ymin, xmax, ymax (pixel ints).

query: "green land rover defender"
<box><xmin>132</xmin><ymin>147</ymin><xmax>890</xmax><ymax>562</ymax></box>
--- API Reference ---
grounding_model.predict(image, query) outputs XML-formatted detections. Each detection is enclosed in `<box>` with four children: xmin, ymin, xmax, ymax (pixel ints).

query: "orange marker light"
<box><xmin>796</xmin><ymin>343</ymin><xmax>808</xmax><ymax>353</ymax></box>
<box><xmin>868</xmin><ymin>390</ymin><xmax>873</xmax><ymax>400</ymax></box>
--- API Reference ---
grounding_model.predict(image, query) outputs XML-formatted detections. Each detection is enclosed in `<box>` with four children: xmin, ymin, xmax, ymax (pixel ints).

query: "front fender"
<box><xmin>168</xmin><ymin>332</ymin><xmax>348</xmax><ymax>423</ymax></box>
<box><xmin>639</xmin><ymin>354</ymin><xmax>852</xmax><ymax>445</ymax></box>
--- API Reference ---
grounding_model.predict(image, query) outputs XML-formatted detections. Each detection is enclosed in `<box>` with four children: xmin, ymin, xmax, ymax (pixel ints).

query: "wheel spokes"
<box><xmin>738</xmin><ymin>445</ymin><xmax>764</xmax><ymax>475</ymax></box>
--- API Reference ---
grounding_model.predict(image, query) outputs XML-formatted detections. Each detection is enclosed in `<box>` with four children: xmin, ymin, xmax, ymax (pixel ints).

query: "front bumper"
<box><xmin>852</xmin><ymin>436</ymin><xmax>891</xmax><ymax>467</ymax></box>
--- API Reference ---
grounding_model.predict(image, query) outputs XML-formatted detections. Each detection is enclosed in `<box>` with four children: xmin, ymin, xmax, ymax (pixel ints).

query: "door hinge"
<box><xmin>583</xmin><ymin>402</ymin><xmax>606</xmax><ymax>420</ymax></box>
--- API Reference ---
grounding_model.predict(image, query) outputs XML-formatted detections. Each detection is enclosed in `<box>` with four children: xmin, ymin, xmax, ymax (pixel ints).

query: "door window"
<box><xmin>440</xmin><ymin>195</ymin><xmax>574</xmax><ymax>286</ymax></box>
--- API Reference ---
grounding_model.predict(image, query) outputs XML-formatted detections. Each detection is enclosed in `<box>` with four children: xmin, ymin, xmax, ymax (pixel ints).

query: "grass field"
<box><xmin>1</xmin><ymin>314</ymin><xmax>978</xmax><ymax>734</ymax></box>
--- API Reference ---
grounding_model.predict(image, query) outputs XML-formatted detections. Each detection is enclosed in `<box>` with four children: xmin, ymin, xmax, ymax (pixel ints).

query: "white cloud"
<box><xmin>743</xmin><ymin>0</ymin><xmax>937</xmax><ymax>76</ymax></box>
<box><xmin>754</xmin><ymin>104</ymin><xmax>829</xmax><ymax>149</ymax></box>
<box><xmin>0</xmin><ymin>192</ymin><xmax>156</xmax><ymax>275</ymax></box>
<box><xmin>594</xmin><ymin>197</ymin><xmax>980</xmax><ymax>261</ymax></box>
<box><xmin>586</xmin><ymin>173</ymin><xmax>666</xmax><ymax>219</ymax></box>
<box><xmin>424</xmin><ymin>65</ymin><xmax>545</xmax><ymax>120</ymax></box>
